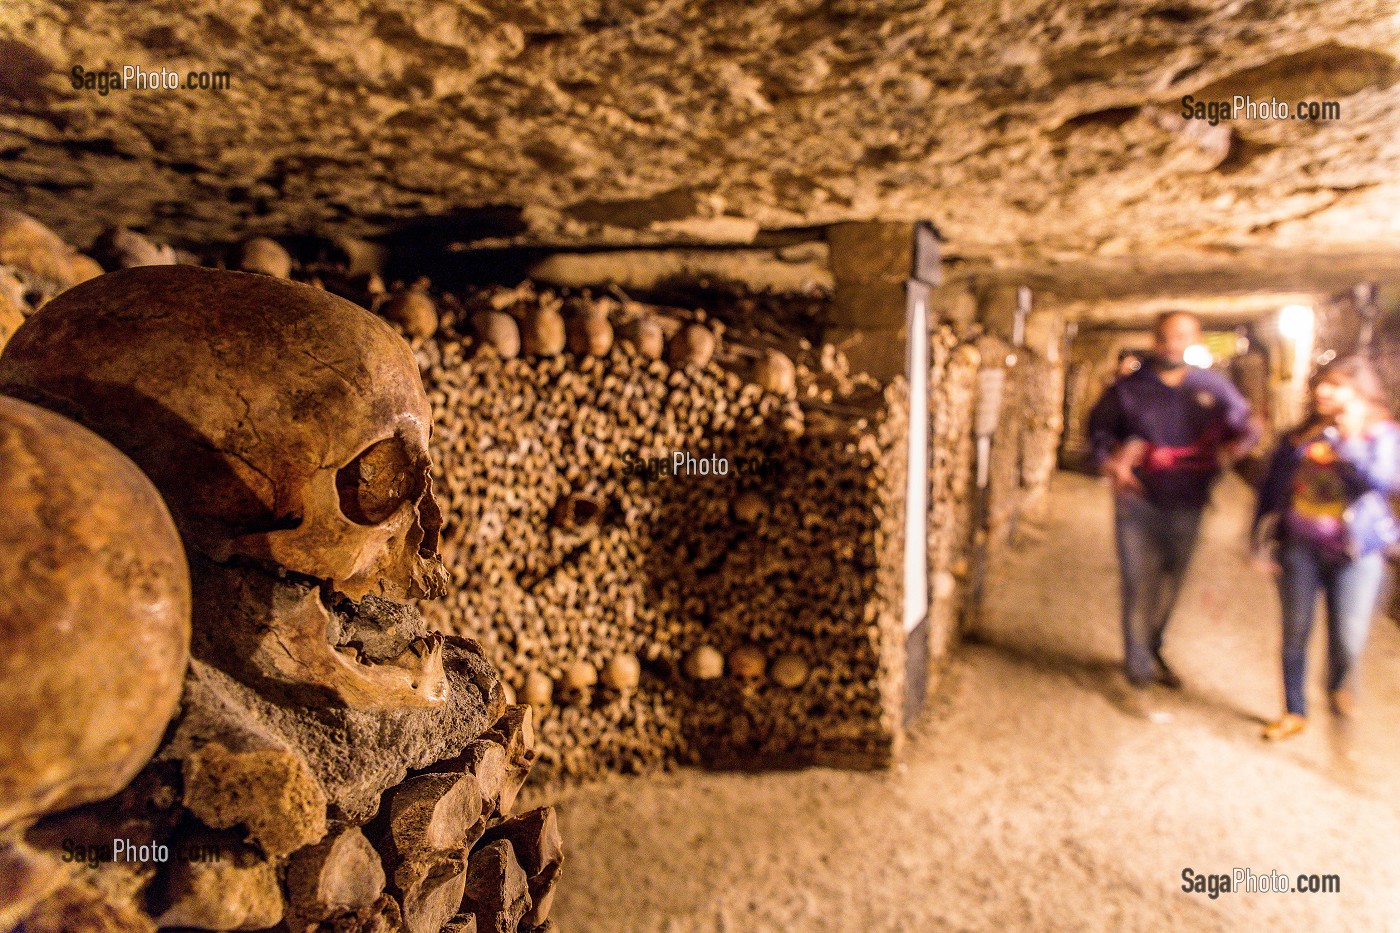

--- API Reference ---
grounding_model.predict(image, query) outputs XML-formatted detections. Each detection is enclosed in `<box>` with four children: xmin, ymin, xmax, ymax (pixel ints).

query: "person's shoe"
<box><xmin>1263</xmin><ymin>714</ymin><xmax>1307</xmax><ymax>740</ymax></box>
<box><xmin>1329</xmin><ymin>688</ymin><xmax>1357</xmax><ymax>719</ymax></box>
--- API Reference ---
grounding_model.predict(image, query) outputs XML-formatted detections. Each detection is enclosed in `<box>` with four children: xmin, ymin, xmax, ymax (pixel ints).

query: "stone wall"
<box><xmin>980</xmin><ymin>336</ymin><xmax>1067</xmax><ymax>554</ymax></box>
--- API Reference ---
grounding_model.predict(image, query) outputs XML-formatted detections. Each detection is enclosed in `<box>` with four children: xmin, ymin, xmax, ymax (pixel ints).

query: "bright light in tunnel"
<box><xmin>1183</xmin><ymin>344</ymin><xmax>1213</xmax><ymax>368</ymax></box>
<box><xmin>1278</xmin><ymin>304</ymin><xmax>1315</xmax><ymax>342</ymax></box>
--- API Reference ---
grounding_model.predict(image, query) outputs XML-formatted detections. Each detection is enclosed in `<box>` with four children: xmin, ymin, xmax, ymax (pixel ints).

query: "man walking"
<box><xmin>1089</xmin><ymin>312</ymin><xmax>1259</xmax><ymax>691</ymax></box>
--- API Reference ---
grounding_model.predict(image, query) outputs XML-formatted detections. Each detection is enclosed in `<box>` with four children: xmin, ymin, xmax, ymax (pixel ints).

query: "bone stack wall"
<box><xmin>925</xmin><ymin>327</ymin><xmax>981</xmax><ymax>673</ymax></box>
<box><xmin>417</xmin><ymin>285</ymin><xmax>914</xmax><ymax>780</ymax></box>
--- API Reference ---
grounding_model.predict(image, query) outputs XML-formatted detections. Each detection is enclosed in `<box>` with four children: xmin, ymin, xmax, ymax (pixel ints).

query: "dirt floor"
<box><xmin>540</xmin><ymin>472</ymin><xmax>1400</xmax><ymax>932</ymax></box>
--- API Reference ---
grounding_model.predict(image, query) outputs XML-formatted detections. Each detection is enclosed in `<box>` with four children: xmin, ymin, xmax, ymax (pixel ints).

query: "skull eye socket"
<box><xmin>336</xmin><ymin>437</ymin><xmax>422</xmax><ymax>526</ymax></box>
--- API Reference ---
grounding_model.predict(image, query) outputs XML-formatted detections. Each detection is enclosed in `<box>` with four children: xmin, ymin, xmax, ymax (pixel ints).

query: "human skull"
<box><xmin>667</xmin><ymin>324</ymin><xmax>715</xmax><ymax>368</ymax></box>
<box><xmin>522</xmin><ymin>669</ymin><xmax>554</xmax><ymax>708</ymax></box>
<box><xmin>753</xmin><ymin>349</ymin><xmax>796</xmax><ymax>397</ymax></box>
<box><xmin>236</xmin><ymin>236</ymin><xmax>292</xmax><ymax>279</ymax></box>
<box><xmin>559</xmin><ymin>661</ymin><xmax>598</xmax><ymax>706</ymax></box>
<box><xmin>619</xmin><ymin>316</ymin><xmax>664</xmax><ymax>360</ymax></box>
<box><xmin>0</xmin><ymin>208</ymin><xmax>104</xmax><ymax>297</ymax></box>
<box><xmin>521</xmin><ymin>305</ymin><xmax>565</xmax><ymax>356</ymax></box>
<box><xmin>381</xmin><ymin>281</ymin><xmax>438</xmax><ymax>341</ymax></box>
<box><xmin>727</xmin><ymin>646</ymin><xmax>766</xmax><ymax>692</ymax></box>
<box><xmin>0</xmin><ymin>395</ymin><xmax>190</xmax><ymax>831</ymax></box>
<box><xmin>565</xmin><ymin>303</ymin><xmax>613</xmax><ymax>357</ymax></box>
<box><xmin>600</xmin><ymin>653</ymin><xmax>641</xmax><ymax>696</ymax></box>
<box><xmin>0</xmin><ymin>284</ymin><xmax>24</xmax><ymax>352</ymax></box>
<box><xmin>683</xmin><ymin>646</ymin><xmax>724</xmax><ymax>681</ymax></box>
<box><xmin>550</xmin><ymin>493</ymin><xmax>604</xmax><ymax>530</ymax></box>
<box><xmin>770</xmin><ymin>654</ymin><xmax>810</xmax><ymax>689</ymax></box>
<box><xmin>92</xmin><ymin>226</ymin><xmax>177</xmax><ymax>269</ymax></box>
<box><xmin>472</xmin><ymin>310</ymin><xmax>521</xmax><ymax>359</ymax></box>
<box><xmin>733</xmin><ymin>491</ymin><xmax>765</xmax><ymax>524</ymax></box>
<box><xmin>0</xmin><ymin>266</ymin><xmax>450</xmax><ymax>710</ymax></box>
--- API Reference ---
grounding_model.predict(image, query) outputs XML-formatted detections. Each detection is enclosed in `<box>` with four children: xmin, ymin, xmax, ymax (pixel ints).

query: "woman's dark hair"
<box><xmin>1292</xmin><ymin>355</ymin><xmax>1393</xmax><ymax>441</ymax></box>
<box><xmin>1312</xmin><ymin>355</ymin><xmax>1389</xmax><ymax>409</ymax></box>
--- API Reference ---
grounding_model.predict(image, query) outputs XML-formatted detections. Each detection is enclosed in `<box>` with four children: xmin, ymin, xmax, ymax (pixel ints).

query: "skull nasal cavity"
<box><xmin>336</xmin><ymin>437</ymin><xmax>420</xmax><ymax>525</ymax></box>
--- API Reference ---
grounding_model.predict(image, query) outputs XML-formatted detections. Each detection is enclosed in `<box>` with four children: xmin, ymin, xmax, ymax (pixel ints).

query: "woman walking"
<box><xmin>1253</xmin><ymin>356</ymin><xmax>1400</xmax><ymax>739</ymax></box>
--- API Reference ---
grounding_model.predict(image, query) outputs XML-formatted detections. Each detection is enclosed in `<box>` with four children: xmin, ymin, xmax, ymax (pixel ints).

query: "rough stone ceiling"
<box><xmin>2</xmin><ymin>0</ymin><xmax>1399</xmax><ymax>302</ymax></box>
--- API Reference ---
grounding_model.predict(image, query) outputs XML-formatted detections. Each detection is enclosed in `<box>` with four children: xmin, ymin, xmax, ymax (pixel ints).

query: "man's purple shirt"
<box><xmin>1088</xmin><ymin>364</ymin><xmax>1258</xmax><ymax>510</ymax></box>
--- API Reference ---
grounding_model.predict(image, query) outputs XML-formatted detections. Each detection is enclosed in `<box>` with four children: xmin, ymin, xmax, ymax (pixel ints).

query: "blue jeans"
<box><xmin>1277</xmin><ymin>542</ymin><xmax>1387</xmax><ymax>716</ymax></box>
<box><xmin>1114</xmin><ymin>493</ymin><xmax>1204</xmax><ymax>684</ymax></box>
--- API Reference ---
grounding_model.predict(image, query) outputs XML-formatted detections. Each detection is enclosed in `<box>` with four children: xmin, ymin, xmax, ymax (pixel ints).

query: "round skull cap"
<box><xmin>0</xmin><ymin>395</ymin><xmax>191</xmax><ymax>830</ymax></box>
<box><xmin>0</xmin><ymin>266</ymin><xmax>448</xmax><ymax>602</ymax></box>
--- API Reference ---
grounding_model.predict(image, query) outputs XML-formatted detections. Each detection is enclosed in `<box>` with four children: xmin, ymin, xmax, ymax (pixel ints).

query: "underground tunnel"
<box><xmin>2</xmin><ymin>1</ymin><xmax>1400</xmax><ymax>931</ymax></box>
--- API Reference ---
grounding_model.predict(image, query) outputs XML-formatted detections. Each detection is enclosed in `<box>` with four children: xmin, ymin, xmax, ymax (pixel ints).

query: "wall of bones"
<box><xmin>415</xmin><ymin>283</ymin><xmax>914</xmax><ymax>778</ymax></box>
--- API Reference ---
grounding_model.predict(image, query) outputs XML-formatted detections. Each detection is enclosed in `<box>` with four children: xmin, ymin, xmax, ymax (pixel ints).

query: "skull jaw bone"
<box><xmin>192</xmin><ymin>561</ymin><xmax>449</xmax><ymax>711</ymax></box>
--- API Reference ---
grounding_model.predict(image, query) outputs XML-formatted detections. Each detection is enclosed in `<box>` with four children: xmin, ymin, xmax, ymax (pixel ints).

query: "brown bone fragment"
<box><xmin>14</xmin><ymin>875</ymin><xmax>156</xmax><ymax>933</ymax></box>
<box><xmin>478</xmin><ymin>807</ymin><xmax>563</xmax><ymax>928</ymax></box>
<box><xmin>441</xmin><ymin>914</ymin><xmax>478</xmax><ymax>933</ymax></box>
<box><xmin>378</xmin><ymin>772</ymin><xmax>485</xmax><ymax>861</ymax></box>
<box><xmin>181</xmin><ymin>742</ymin><xmax>328</xmax><ymax>858</ymax></box>
<box><xmin>284</xmin><ymin>823</ymin><xmax>386</xmax><ymax>931</ymax></box>
<box><xmin>459</xmin><ymin>840</ymin><xmax>530</xmax><ymax>933</ymax></box>
<box><xmin>436</xmin><ymin>740</ymin><xmax>508</xmax><ymax>815</ymax></box>
<box><xmin>0</xmin><ymin>838</ymin><xmax>65</xmax><ymax>930</ymax></box>
<box><xmin>482</xmin><ymin>706</ymin><xmax>536</xmax><ymax>817</ymax></box>
<box><xmin>368</xmin><ymin>772</ymin><xmax>486</xmax><ymax>933</ymax></box>
<box><xmin>393</xmin><ymin>853</ymin><xmax>467</xmax><ymax>933</ymax></box>
<box><xmin>317</xmin><ymin>893</ymin><xmax>403</xmax><ymax>933</ymax></box>
<box><xmin>153</xmin><ymin>835</ymin><xmax>284</xmax><ymax>931</ymax></box>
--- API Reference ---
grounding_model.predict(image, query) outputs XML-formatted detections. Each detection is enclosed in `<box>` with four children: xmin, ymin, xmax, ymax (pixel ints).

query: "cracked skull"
<box><xmin>0</xmin><ymin>265</ymin><xmax>452</xmax><ymax>710</ymax></box>
<box><xmin>0</xmin><ymin>395</ymin><xmax>190</xmax><ymax>831</ymax></box>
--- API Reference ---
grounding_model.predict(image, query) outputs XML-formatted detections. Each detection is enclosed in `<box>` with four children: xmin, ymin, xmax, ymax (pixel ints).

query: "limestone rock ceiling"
<box><xmin>2</xmin><ymin>0</ymin><xmax>1399</xmax><ymax>297</ymax></box>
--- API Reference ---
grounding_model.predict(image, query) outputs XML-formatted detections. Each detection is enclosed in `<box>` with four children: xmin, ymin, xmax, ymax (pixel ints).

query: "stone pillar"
<box><xmin>822</xmin><ymin>221</ymin><xmax>917</xmax><ymax>382</ymax></box>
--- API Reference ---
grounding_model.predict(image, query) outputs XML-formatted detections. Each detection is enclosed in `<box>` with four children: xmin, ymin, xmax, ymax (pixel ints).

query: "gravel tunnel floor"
<box><xmin>542</xmin><ymin>471</ymin><xmax>1400</xmax><ymax>932</ymax></box>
